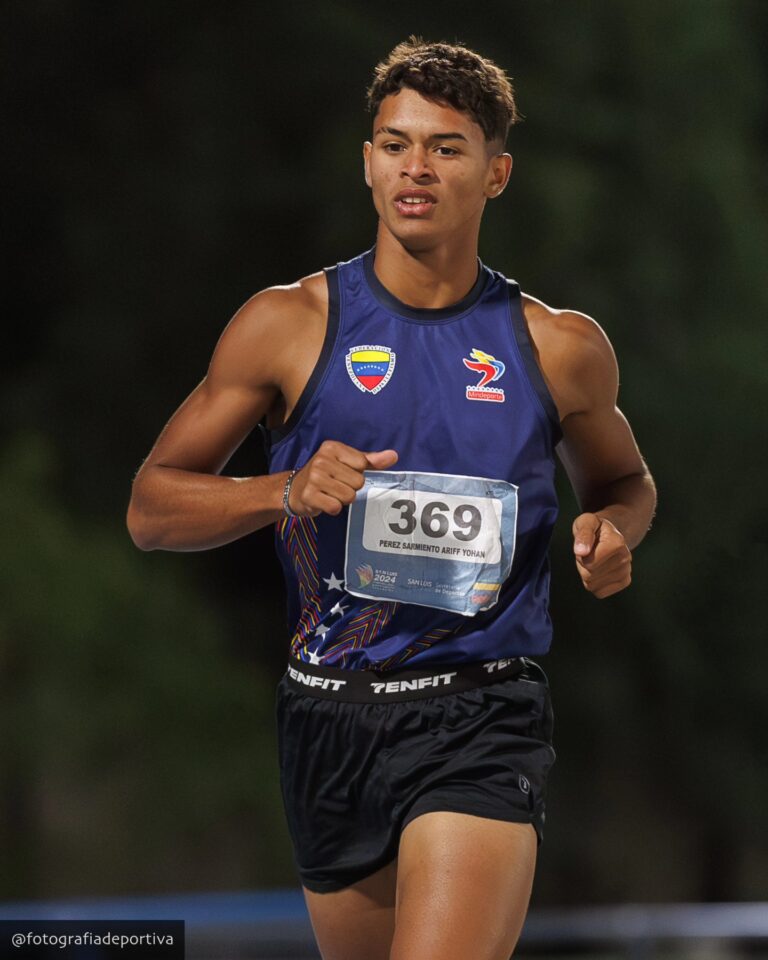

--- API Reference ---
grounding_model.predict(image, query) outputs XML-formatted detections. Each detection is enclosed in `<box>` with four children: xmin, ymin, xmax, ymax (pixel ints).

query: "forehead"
<box><xmin>373</xmin><ymin>88</ymin><xmax>485</xmax><ymax>143</ymax></box>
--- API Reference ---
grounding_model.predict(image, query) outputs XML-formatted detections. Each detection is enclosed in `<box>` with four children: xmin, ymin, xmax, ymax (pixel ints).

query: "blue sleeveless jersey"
<box><xmin>264</xmin><ymin>248</ymin><xmax>561</xmax><ymax>670</ymax></box>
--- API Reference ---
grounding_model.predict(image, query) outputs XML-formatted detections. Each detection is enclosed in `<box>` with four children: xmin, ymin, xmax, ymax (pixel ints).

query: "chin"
<box><xmin>383</xmin><ymin>219</ymin><xmax>444</xmax><ymax>253</ymax></box>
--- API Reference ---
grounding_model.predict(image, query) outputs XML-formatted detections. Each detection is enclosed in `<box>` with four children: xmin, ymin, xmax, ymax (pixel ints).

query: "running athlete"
<box><xmin>128</xmin><ymin>39</ymin><xmax>656</xmax><ymax>960</ymax></box>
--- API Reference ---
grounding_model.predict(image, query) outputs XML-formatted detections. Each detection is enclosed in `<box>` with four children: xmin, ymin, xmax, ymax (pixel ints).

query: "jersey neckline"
<box><xmin>362</xmin><ymin>247</ymin><xmax>490</xmax><ymax>322</ymax></box>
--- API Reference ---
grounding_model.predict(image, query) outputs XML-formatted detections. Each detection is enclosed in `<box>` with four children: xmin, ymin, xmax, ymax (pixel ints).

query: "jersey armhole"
<box><xmin>265</xmin><ymin>265</ymin><xmax>342</xmax><ymax>450</ymax></box>
<box><xmin>506</xmin><ymin>281</ymin><xmax>563</xmax><ymax>447</ymax></box>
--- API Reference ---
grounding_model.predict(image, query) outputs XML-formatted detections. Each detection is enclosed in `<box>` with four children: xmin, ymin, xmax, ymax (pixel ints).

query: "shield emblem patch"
<box><xmin>345</xmin><ymin>345</ymin><xmax>396</xmax><ymax>394</ymax></box>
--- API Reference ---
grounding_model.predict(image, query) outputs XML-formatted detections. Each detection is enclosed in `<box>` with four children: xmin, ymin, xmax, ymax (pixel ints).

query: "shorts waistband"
<box><xmin>283</xmin><ymin>655</ymin><xmax>528</xmax><ymax>703</ymax></box>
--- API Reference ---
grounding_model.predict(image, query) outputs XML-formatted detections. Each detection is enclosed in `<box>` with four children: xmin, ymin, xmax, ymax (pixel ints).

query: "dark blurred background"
<box><xmin>2</xmin><ymin>0</ymin><xmax>766</xmax><ymax>906</ymax></box>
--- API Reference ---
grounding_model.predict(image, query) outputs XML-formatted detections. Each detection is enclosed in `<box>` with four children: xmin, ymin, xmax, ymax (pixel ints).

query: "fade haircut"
<box><xmin>367</xmin><ymin>37</ymin><xmax>520</xmax><ymax>148</ymax></box>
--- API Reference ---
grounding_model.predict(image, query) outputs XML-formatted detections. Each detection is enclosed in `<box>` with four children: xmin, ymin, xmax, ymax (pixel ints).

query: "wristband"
<box><xmin>282</xmin><ymin>469</ymin><xmax>300</xmax><ymax>517</ymax></box>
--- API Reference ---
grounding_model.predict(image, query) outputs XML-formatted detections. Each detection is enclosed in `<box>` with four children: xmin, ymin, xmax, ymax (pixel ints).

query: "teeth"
<box><xmin>400</xmin><ymin>196</ymin><xmax>431</xmax><ymax>204</ymax></box>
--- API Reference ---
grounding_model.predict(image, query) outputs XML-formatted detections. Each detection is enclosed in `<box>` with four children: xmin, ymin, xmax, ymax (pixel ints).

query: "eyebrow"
<box><xmin>375</xmin><ymin>126</ymin><xmax>469</xmax><ymax>143</ymax></box>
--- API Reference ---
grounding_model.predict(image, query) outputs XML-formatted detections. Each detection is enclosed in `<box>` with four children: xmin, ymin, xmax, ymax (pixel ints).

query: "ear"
<box><xmin>363</xmin><ymin>141</ymin><xmax>372</xmax><ymax>188</ymax></box>
<box><xmin>485</xmin><ymin>152</ymin><xmax>512</xmax><ymax>199</ymax></box>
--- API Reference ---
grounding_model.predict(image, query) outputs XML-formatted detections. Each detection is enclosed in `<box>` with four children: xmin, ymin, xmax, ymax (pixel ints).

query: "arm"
<box><xmin>126</xmin><ymin>287</ymin><xmax>293</xmax><ymax>551</ymax></box>
<box><xmin>127</xmin><ymin>279</ymin><xmax>398</xmax><ymax>552</ymax></box>
<box><xmin>526</xmin><ymin>300</ymin><xmax>657</xmax><ymax>598</ymax></box>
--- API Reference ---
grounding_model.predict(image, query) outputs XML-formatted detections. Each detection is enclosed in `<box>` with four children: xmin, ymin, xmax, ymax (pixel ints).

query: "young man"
<box><xmin>128</xmin><ymin>39</ymin><xmax>656</xmax><ymax>960</ymax></box>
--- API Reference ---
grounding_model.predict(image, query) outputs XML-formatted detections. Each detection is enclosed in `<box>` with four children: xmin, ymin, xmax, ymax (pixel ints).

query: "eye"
<box><xmin>383</xmin><ymin>142</ymin><xmax>406</xmax><ymax>153</ymax></box>
<box><xmin>435</xmin><ymin>146</ymin><xmax>459</xmax><ymax>156</ymax></box>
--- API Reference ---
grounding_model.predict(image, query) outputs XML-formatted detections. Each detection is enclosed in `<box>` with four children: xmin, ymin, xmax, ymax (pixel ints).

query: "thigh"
<box><xmin>303</xmin><ymin>857</ymin><xmax>398</xmax><ymax>960</ymax></box>
<box><xmin>392</xmin><ymin>811</ymin><xmax>537</xmax><ymax>960</ymax></box>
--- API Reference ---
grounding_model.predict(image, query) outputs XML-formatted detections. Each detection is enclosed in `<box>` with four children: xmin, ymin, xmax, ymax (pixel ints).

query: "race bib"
<box><xmin>344</xmin><ymin>471</ymin><xmax>518</xmax><ymax>616</ymax></box>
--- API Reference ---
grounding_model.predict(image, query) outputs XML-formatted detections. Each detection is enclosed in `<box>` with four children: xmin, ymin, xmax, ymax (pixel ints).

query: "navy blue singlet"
<box><xmin>264</xmin><ymin>248</ymin><xmax>561</xmax><ymax>670</ymax></box>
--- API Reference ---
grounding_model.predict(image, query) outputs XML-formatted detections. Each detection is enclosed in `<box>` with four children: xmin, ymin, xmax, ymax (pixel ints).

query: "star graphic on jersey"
<box><xmin>330</xmin><ymin>600</ymin><xmax>348</xmax><ymax>617</ymax></box>
<box><xmin>307</xmin><ymin>649</ymin><xmax>323</xmax><ymax>665</ymax></box>
<box><xmin>315</xmin><ymin>623</ymin><xmax>330</xmax><ymax>638</ymax></box>
<box><xmin>322</xmin><ymin>572</ymin><xmax>345</xmax><ymax>592</ymax></box>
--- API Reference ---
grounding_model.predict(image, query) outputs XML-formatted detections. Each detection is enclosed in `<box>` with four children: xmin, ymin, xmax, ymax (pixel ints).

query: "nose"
<box><xmin>401</xmin><ymin>145</ymin><xmax>434</xmax><ymax>181</ymax></box>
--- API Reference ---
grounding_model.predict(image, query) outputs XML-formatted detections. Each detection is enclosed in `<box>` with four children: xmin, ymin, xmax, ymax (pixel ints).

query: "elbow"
<box><xmin>126</xmin><ymin>497</ymin><xmax>157</xmax><ymax>552</ymax></box>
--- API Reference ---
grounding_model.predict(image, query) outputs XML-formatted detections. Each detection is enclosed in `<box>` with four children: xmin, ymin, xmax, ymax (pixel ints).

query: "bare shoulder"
<box><xmin>208</xmin><ymin>270</ymin><xmax>329</xmax><ymax>387</ymax></box>
<box><xmin>254</xmin><ymin>269</ymin><xmax>329</xmax><ymax>322</ymax></box>
<box><xmin>520</xmin><ymin>293</ymin><xmax>619</xmax><ymax>419</ymax></box>
<box><xmin>217</xmin><ymin>270</ymin><xmax>327</xmax><ymax>356</ymax></box>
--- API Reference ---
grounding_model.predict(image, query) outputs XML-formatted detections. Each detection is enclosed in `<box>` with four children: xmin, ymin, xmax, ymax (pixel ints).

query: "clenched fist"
<box><xmin>572</xmin><ymin>513</ymin><xmax>632</xmax><ymax>599</ymax></box>
<box><xmin>287</xmin><ymin>440</ymin><xmax>399</xmax><ymax>518</ymax></box>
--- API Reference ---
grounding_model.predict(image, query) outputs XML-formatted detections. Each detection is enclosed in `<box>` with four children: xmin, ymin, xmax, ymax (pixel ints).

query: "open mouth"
<box><xmin>394</xmin><ymin>191</ymin><xmax>437</xmax><ymax>217</ymax></box>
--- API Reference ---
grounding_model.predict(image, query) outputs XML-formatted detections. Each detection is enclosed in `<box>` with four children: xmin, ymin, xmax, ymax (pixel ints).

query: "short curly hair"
<box><xmin>367</xmin><ymin>37</ymin><xmax>520</xmax><ymax>147</ymax></box>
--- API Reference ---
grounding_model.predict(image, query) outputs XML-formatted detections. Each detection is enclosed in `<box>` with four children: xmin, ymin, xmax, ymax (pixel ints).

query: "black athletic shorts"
<box><xmin>275</xmin><ymin>655</ymin><xmax>555</xmax><ymax>893</ymax></box>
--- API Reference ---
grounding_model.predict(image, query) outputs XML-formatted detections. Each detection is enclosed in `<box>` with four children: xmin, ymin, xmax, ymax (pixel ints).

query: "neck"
<box><xmin>372</xmin><ymin>226</ymin><xmax>481</xmax><ymax>309</ymax></box>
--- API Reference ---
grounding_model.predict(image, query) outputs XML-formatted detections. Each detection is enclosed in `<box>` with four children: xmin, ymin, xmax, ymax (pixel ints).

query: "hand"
<box><xmin>287</xmin><ymin>440</ymin><xmax>398</xmax><ymax>517</ymax></box>
<box><xmin>572</xmin><ymin>513</ymin><xmax>632</xmax><ymax>599</ymax></box>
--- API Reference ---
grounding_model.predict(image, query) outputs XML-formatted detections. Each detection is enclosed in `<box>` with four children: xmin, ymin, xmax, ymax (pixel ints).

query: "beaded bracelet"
<box><xmin>282</xmin><ymin>468</ymin><xmax>299</xmax><ymax>517</ymax></box>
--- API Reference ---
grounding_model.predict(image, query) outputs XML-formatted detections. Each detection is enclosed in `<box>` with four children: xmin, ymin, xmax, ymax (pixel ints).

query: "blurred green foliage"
<box><xmin>3</xmin><ymin>0</ymin><xmax>767</xmax><ymax>901</ymax></box>
<box><xmin>0</xmin><ymin>434</ymin><xmax>291</xmax><ymax>896</ymax></box>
